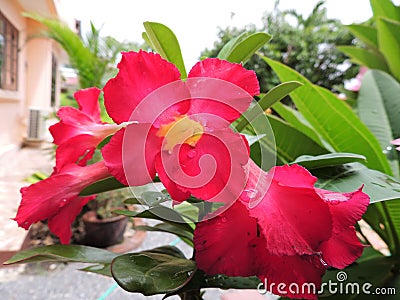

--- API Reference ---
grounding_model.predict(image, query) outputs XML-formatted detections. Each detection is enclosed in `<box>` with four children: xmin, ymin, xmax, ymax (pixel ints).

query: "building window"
<box><xmin>0</xmin><ymin>11</ymin><xmax>18</xmax><ymax>91</ymax></box>
<box><xmin>51</xmin><ymin>53</ymin><xmax>57</xmax><ymax>107</ymax></box>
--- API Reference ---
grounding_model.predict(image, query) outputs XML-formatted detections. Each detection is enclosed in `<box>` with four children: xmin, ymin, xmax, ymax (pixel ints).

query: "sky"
<box><xmin>57</xmin><ymin>0</ymin><xmax>386</xmax><ymax>67</ymax></box>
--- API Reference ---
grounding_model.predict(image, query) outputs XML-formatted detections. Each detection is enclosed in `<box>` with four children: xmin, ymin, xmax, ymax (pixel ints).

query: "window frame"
<box><xmin>0</xmin><ymin>11</ymin><xmax>19</xmax><ymax>91</ymax></box>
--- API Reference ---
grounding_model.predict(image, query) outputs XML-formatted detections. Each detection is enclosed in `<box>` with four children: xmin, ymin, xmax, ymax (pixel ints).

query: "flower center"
<box><xmin>157</xmin><ymin>115</ymin><xmax>204</xmax><ymax>152</ymax></box>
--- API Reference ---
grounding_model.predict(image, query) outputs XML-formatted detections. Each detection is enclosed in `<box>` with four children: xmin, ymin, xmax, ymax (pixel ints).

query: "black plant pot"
<box><xmin>81</xmin><ymin>210</ymin><xmax>129</xmax><ymax>248</ymax></box>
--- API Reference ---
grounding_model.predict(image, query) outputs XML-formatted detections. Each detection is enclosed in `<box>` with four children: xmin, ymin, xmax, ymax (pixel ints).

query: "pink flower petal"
<box><xmin>316</xmin><ymin>187</ymin><xmax>369</xmax><ymax>232</ymax></box>
<box><xmin>194</xmin><ymin>202</ymin><xmax>258</xmax><ymax>276</ymax></box>
<box><xmin>103</xmin><ymin>50</ymin><xmax>183</xmax><ymax>124</ymax></box>
<box><xmin>48</xmin><ymin>195</ymin><xmax>95</xmax><ymax>244</ymax></box>
<box><xmin>54</xmin><ymin>134</ymin><xmax>98</xmax><ymax>172</ymax></box>
<box><xmin>187</xmin><ymin>58</ymin><xmax>259</xmax><ymax>123</ymax></box>
<box><xmin>102</xmin><ymin>124</ymin><xmax>161</xmax><ymax>186</ymax></box>
<box><xmin>252</xmin><ymin>239</ymin><xmax>325</xmax><ymax>300</ymax></box>
<box><xmin>50</xmin><ymin>108</ymin><xmax>94</xmax><ymax>145</ymax></box>
<box><xmin>74</xmin><ymin>87</ymin><xmax>102</xmax><ymax>123</ymax></box>
<box><xmin>270</xmin><ymin>164</ymin><xmax>318</xmax><ymax>188</ymax></box>
<box><xmin>156</xmin><ymin>129</ymin><xmax>249</xmax><ymax>203</ymax></box>
<box><xmin>155</xmin><ymin>153</ymin><xmax>190</xmax><ymax>202</ymax></box>
<box><xmin>248</xmin><ymin>164</ymin><xmax>332</xmax><ymax>256</ymax></box>
<box><xmin>13</xmin><ymin>162</ymin><xmax>110</xmax><ymax>241</ymax></box>
<box><xmin>320</xmin><ymin>227</ymin><xmax>365</xmax><ymax>269</ymax></box>
<box><xmin>15</xmin><ymin>173</ymin><xmax>82</xmax><ymax>229</ymax></box>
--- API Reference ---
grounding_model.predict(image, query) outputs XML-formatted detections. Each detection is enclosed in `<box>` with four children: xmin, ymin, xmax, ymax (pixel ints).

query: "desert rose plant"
<box><xmin>6</xmin><ymin>20</ymin><xmax>400</xmax><ymax>300</ymax></box>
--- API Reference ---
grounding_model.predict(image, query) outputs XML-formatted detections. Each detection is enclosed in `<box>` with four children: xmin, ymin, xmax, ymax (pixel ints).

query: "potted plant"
<box><xmin>79</xmin><ymin>188</ymin><xmax>131</xmax><ymax>248</ymax></box>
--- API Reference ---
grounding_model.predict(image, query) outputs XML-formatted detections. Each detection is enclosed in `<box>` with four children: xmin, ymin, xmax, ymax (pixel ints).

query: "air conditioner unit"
<box><xmin>26</xmin><ymin>107</ymin><xmax>48</xmax><ymax>142</ymax></box>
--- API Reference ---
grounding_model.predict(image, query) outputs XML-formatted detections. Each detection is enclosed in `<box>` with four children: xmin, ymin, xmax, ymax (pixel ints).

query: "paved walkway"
<box><xmin>0</xmin><ymin>141</ymin><xmax>54</xmax><ymax>252</ymax></box>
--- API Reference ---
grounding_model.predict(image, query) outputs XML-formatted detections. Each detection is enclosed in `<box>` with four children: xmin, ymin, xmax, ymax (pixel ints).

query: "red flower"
<box><xmin>49</xmin><ymin>87</ymin><xmax>122</xmax><ymax>172</ymax></box>
<box><xmin>194</xmin><ymin>160</ymin><xmax>369</xmax><ymax>299</ymax></box>
<box><xmin>14</xmin><ymin>161</ymin><xmax>111</xmax><ymax>244</ymax></box>
<box><xmin>102</xmin><ymin>50</ymin><xmax>258</xmax><ymax>202</ymax></box>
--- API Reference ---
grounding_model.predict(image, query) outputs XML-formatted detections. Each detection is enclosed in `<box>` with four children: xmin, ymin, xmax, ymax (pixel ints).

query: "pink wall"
<box><xmin>0</xmin><ymin>0</ymin><xmax>62</xmax><ymax>148</ymax></box>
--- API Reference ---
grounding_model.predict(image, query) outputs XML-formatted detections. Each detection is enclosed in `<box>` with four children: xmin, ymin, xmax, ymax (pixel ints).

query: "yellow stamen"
<box><xmin>157</xmin><ymin>115</ymin><xmax>204</xmax><ymax>152</ymax></box>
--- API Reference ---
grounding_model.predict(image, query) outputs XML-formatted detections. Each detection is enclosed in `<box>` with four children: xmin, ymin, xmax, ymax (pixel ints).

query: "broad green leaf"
<box><xmin>249</xmin><ymin>115</ymin><xmax>329</xmax><ymax>167</ymax></box>
<box><xmin>80</xmin><ymin>177</ymin><xmax>126</xmax><ymax>196</ymax></box>
<box><xmin>385</xmin><ymin>199</ymin><xmax>400</xmax><ymax>254</ymax></box>
<box><xmin>114</xmin><ymin>206</ymin><xmax>194</xmax><ymax>233</ymax></box>
<box><xmin>293</xmin><ymin>153</ymin><xmax>366</xmax><ymax>169</ymax></box>
<box><xmin>174</xmin><ymin>201</ymin><xmax>200</xmax><ymax>223</ymax></box>
<box><xmin>4</xmin><ymin>244</ymin><xmax>117</xmax><ymax>265</ymax></box>
<box><xmin>111</xmin><ymin>246</ymin><xmax>196</xmax><ymax>295</ymax></box>
<box><xmin>204</xmin><ymin>274</ymin><xmax>261</xmax><ymax>289</ymax></box>
<box><xmin>315</xmin><ymin>163</ymin><xmax>400</xmax><ymax>203</ymax></box>
<box><xmin>263</xmin><ymin>56</ymin><xmax>392</xmax><ymax>175</ymax></box>
<box><xmin>134</xmin><ymin>223</ymin><xmax>193</xmax><ymax>246</ymax></box>
<box><xmin>220</xmin><ymin>32</ymin><xmax>271</xmax><ymax>64</ymax></box>
<box><xmin>142</xmin><ymin>32</ymin><xmax>155</xmax><ymax>50</ymax></box>
<box><xmin>347</xmin><ymin>24</ymin><xmax>379</xmax><ymax>49</ymax></box>
<box><xmin>358</xmin><ymin>70</ymin><xmax>400</xmax><ymax>176</ymax></box>
<box><xmin>217</xmin><ymin>32</ymin><xmax>251</xmax><ymax>60</ymax></box>
<box><xmin>370</xmin><ymin>0</ymin><xmax>400</xmax><ymax>21</ymax></box>
<box><xmin>123</xmin><ymin>197</ymin><xmax>141</xmax><ymax>205</ymax></box>
<box><xmin>143</xmin><ymin>22</ymin><xmax>187</xmax><ymax>78</ymax></box>
<box><xmin>337</xmin><ymin>46</ymin><xmax>390</xmax><ymax>72</ymax></box>
<box><xmin>81</xmin><ymin>264</ymin><xmax>112</xmax><ymax>277</ymax></box>
<box><xmin>377</xmin><ymin>18</ymin><xmax>400</xmax><ymax>81</ymax></box>
<box><xmin>140</xmin><ymin>191</ymin><xmax>170</xmax><ymax>207</ymax></box>
<box><xmin>235</xmin><ymin>81</ymin><xmax>303</xmax><ymax>131</ymax></box>
<box><xmin>272</xmin><ymin>101</ymin><xmax>328</xmax><ymax>149</ymax></box>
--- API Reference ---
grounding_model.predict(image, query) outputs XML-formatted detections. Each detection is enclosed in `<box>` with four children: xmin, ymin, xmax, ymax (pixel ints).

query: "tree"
<box><xmin>202</xmin><ymin>0</ymin><xmax>359</xmax><ymax>93</ymax></box>
<box><xmin>24</xmin><ymin>13</ymin><xmax>141</xmax><ymax>89</ymax></box>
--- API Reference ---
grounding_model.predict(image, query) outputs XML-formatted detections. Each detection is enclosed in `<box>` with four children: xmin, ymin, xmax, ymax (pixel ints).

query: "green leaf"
<box><xmin>263</xmin><ymin>56</ymin><xmax>392</xmax><ymax>175</ymax></box>
<box><xmin>140</xmin><ymin>191</ymin><xmax>170</xmax><ymax>207</ymax></box>
<box><xmin>114</xmin><ymin>206</ymin><xmax>194</xmax><ymax>233</ymax></box>
<box><xmin>370</xmin><ymin>0</ymin><xmax>400</xmax><ymax>21</ymax></box>
<box><xmin>249</xmin><ymin>115</ymin><xmax>329</xmax><ymax>168</ymax></box>
<box><xmin>142</xmin><ymin>32</ymin><xmax>155</xmax><ymax>50</ymax></box>
<box><xmin>219</xmin><ymin>32</ymin><xmax>271</xmax><ymax>64</ymax></box>
<box><xmin>347</xmin><ymin>24</ymin><xmax>379</xmax><ymax>49</ymax></box>
<box><xmin>293</xmin><ymin>153</ymin><xmax>367</xmax><ymax>169</ymax></box>
<box><xmin>377</xmin><ymin>17</ymin><xmax>400</xmax><ymax>81</ymax></box>
<box><xmin>384</xmin><ymin>199</ymin><xmax>400</xmax><ymax>255</ymax></box>
<box><xmin>134</xmin><ymin>223</ymin><xmax>193</xmax><ymax>246</ymax></box>
<box><xmin>235</xmin><ymin>81</ymin><xmax>303</xmax><ymax>132</ymax></box>
<box><xmin>143</xmin><ymin>22</ymin><xmax>187</xmax><ymax>78</ymax></box>
<box><xmin>358</xmin><ymin>70</ymin><xmax>400</xmax><ymax>177</ymax></box>
<box><xmin>203</xmin><ymin>274</ymin><xmax>261</xmax><ymax>289</ymax></box>
<box><xmin>337</xmin><ymin>46</ymin><xmax>390</xmax><ymax>72</ymax></box>
<box><xmin>272</xmin><ymin>101</ymin><xmax>328</xmax><ymax>149</ymax></box>
<box><xmin>123</xmin><ymin>197</ymin><xmax>141</xmax><ymax>205</ymax></box>
<box><xmin>314</xmin><ymin>163</ymin><xmax>400</xmax><ymax>203</ymax></box>
<box><xmin>79</xmin><ymin>177</ymin><xmax>126</xmax><ymax>196</ymax></box>
<box><xmin>111</xmin><ymin>246</ymin><xmax>196</xmax><ymax>295</ymax></box>
<box><xmin>4</xmin><ymin>244</ymin><xmax>117</xmax><ymax>265</ymax></box>
<box><xmin>217</xmin><ymin>32</ymin><xmax>250</xmax><ymax>60</ymax></box>
<box><xmin>81</xmin><ymin>264</ymin><xmax>112</xmax><ymax>277</ymax></box>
